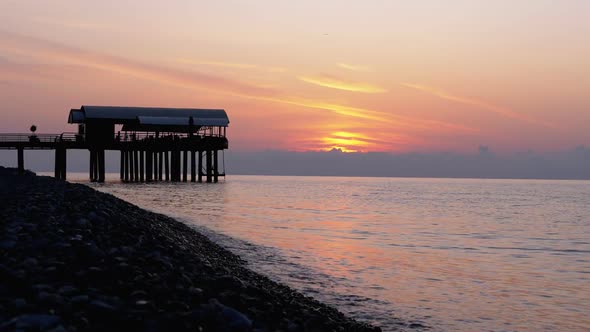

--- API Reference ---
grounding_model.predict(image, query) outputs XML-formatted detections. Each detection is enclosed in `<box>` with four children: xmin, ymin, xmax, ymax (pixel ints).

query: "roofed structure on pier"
<box><xmin>68</xmin><ymin>105</ymin><xmax>229</xmax><ymax>143</ymax></box>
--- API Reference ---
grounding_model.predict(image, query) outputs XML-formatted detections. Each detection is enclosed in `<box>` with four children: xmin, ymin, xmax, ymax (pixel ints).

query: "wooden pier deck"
<box><xmin>0</xmin><ymin>132</ymin><xmax>227</xmax><ymax>183</ymax></box>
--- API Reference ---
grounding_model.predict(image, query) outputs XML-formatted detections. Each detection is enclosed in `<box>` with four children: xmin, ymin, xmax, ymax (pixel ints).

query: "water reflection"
<box><xmin>75</xmin><ymin>174</ymin><xmax>590</xmax><ymax>331</ymax></box>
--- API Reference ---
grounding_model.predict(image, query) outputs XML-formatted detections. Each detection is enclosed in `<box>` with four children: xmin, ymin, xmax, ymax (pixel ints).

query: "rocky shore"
<box><xmin>0</xmin><ymin>167</ymin><xmax>381</xmax><ymax>331</ymax></box>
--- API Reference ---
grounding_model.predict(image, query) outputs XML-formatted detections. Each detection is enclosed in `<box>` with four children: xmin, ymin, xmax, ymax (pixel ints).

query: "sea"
<box><xmin>67</xmin><ymin>174</ymin><xmax>589</xmax><ymax>331</ymax></box>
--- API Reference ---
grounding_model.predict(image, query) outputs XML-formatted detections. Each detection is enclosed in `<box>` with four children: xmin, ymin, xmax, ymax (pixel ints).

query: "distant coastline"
<box><xmin>2</xmin><ymin>147</ymin><xmax>589</xmax><ymax>180</ymax></box>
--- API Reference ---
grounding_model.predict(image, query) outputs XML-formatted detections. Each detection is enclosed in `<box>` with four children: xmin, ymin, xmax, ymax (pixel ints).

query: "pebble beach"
<box><xmin>0</xmin><ymin>167</ymin><xmax>380</xmax><ymax>331</ymax></box>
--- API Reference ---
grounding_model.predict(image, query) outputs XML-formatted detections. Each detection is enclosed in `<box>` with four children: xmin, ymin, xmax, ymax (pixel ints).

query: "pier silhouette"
<box><xmin>0</xmin><ymin>106</ymin><xmax>229</xmax><ymax>183</ymax></box>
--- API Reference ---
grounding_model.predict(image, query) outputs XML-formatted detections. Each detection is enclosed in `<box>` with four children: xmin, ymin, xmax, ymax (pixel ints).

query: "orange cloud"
<box><xmin>32</xmin><ymin>17</ymin><xmax>109</xmax><ymax>31</ymax></box>
<box><xmin>337</xmin><ymin>63</ymin><xmax>372</xmax><ymax>72</ymax></box>
<box><xmin>268</xmin><ymin>97</ymin><xmax>392</xmax><ymax>122</ymax></box>
<box><xmin>177</xmin><ymin>59</ymin><xmax>287</xmax><ymax>72</ymax></box>
<box><xmin>298</xmin><ymin>75</ymin><xmax>386</xmax><ymax>93</ymax></box>
<box><xmin>401</xmin><ymin>83</ymin><xmax>557</xmax><ymax>128</ymax></box>
<box><xmin>0</xmin><ymin>30</ymin><xmax>276</xmax><ymax>98</ymax></box>
<box><xmin>208</xmin><ymin>92</ymin><xmax>478</xmax><ymax>135</ymax></box>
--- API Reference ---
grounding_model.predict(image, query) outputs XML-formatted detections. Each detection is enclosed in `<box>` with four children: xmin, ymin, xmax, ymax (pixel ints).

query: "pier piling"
<box><xmin>98</xmin><ymin>150</ymin><xmax>105</xmax><ymax>183</ymax></box>
<box><xmin>159</xmin><ymin>151</ymin><xmax>163</xmax><ymax>181</ymax></box>
<box><xmin>154</xmin><ymin>151</ymin><xmax>158</xmax><ymax>182</ymax></box>
<box><xmin>165</xmin><ymin>151</ymin><xmax>169</xmax><ymax>181</ymax></box>
<box><xmin>206</xmin><ymin>150</ymin><xmax>212</xmax><ymax>183</ymax></box>
<box><xmin>190</xmin><ymin>151</ymin><xmax>196</xmax><ymax>182</ymax></box>
<box><xmin>17</xmin><ymin>148</ymin><xmax>24</xmax><ymax>175</ymax></box>
<box><xmin>198</xmin><ymin>151</ymin><xmax>203</xmax><ymax>183</ymax></box>
<box><xmin>183</xmin><ymin>150</ymin><xmax>188</xmax><ymax>182</ymax></box>
<box><xmin>139</xmin><ymin>150</ymin><xmax>145</xmax><ymax>182</ymax></box>
<box><xmin>146</xmin><ymin>150</ymin><xmax>153</xmax><ymax>182</ymax></box>
<box><xmin>213</xmin><ymin>150</ymin><xmax>219</xmax><ymax>183</ymax></box>
<box><xmin>129</xmin><ymin>150</ymin><xmax>135</xmax><ymax>182</ymax></box>
<box><xmin>120</xmin><ymin>151</ymin><xmax>124</xmax><ymax>180</ymax></box>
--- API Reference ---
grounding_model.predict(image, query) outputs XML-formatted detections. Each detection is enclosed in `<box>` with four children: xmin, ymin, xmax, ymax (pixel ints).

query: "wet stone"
<box><xmin>1</xmin><ymin>314</ymin><xmax>61</xmax><ymax>331</ymax></box>
<box><xmin>76</xmin><ymin>218</ymin><xmax>90</xmax><ymax>228</ymax></box>
<box><xmin>13</xmin><ymin>298</ymin><xmax>27</xmax><ymax>310</ymax></box>
<box><xmin>70</xmin><ymin>295</ymin><xmax>89</xmax><ymax>305</ymax></box>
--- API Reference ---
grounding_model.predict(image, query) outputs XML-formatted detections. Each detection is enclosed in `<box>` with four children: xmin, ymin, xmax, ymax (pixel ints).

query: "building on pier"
<box><xmin>1</xmin><ymin>105</ymin><xmax>230</xmax><ymax>183</ymax></box>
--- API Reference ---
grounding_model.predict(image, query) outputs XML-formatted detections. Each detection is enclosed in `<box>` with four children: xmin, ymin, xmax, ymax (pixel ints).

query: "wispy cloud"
<box><xmin>337</xmin><ymin>63</ymin><xmax>372</xmax><ymax>72</ymax></box>
<box><xmin>255</xmin><ymin>95</ymin><xmax>478</xmax><ymax>134</ymax></box>
<box><xmin>299</xmin><ymin>75</ymin><xmax>386</xmax><ymax>93</ymax></box>
<box><xmin>401</xmin><ymin>83</ymin><xmax>557</xmax><ymax>128</ymax></box>
<box><xmin>265</xmin><ymin>97</ymin><xmax>391</xmax><ymax>122</ymax></box>
<box><xmin>178</xmin><ymin>59</ymin><xmax>287</xmax><ymax>72</ymax></box>
<box><xmin>32</xmin><ymin>17</ymin><xmax>110</xmax><ymax>31</ymax></box>
<box><xmin>0</xmin><ymin>30</ymin><xmax>276</xmax><ymax>98</ymax></box>
<box><xmin>0</xmin><ymin>31</ymin><xmax>478</xmax><ymax>141</ymax></box>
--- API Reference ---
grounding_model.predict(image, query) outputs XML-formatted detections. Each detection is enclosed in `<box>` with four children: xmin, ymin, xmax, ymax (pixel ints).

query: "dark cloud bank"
<box><xmin>1</xmin><ymin>146</ymin><xmax>589</xmax><ymax>180</ymax></box>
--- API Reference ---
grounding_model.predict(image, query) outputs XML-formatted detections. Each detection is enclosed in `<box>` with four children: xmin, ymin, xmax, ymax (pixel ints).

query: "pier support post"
<box><xmin>55</xmin><ymin>148</ymin><xmax>67</xmax><ymax>180</ymax></box>
<box><xmin>213</xmin><ymin>150</ymin><xmax>219</xmax><ymax>183</ymax></box>
<box><xmin>164</xmin><ymin>151</ymin><xmax>169</xmax><ymax>181</ymax></box>
<box><xmin>159</xmin><ymin>151</ymin><xmax>163</xmax><ymax>181</ymax></box>
<box><xmin>61</xmin><ymin>148</ymin><xmax>67</xmax><ymax>180</ymax></box>
<box><xmin>174</xmin><ymin>149</ymin><xmax>181</xmax><ymax>181</ymax></box>
<box><xmin>89</xmin><ymin>150</ymin><xmax>96</xmax><ymax>182</ymax></box>
<box><xmin>183</xmin><ymin>150</ymin><xmax>188</xmax><ymax>182</ymax></box>
<box><xmin>154</xmin><ymin>151</ymin><xmax>158</xmax><ymax>181</ymax></box>
<box><xmin>190</xmin><ymin>151</ymin><xmax>196</xmax><ymax>182</ymax></box>
<box><xmin>129</xmin><ymin>150</ymin><xmax>135</xmax><ymax>182</ymax></box>
<box><xmin>97</xmin><ymin>149</ymin><xmax>105</xmax><ymax>183</ymax></box>
<box><xmin>139</xmin><ymin>150</ymin><xmax>145</xmax><ymax>182</ymax></box>
<box><xmin>17</xmin><ymin>148</ymin><xmax>24</xmax><ymax>175</ymax></box>
<box><xmin>206</xmin><ymin>150</ymin><xmax>212</xmax><ymax>183</ymax></box>
<box><xmin>146</xmin><ymin>150</ymin><xmax>152</xmax><ymax>182</ymax></box>
<box><xmin>133</xmin><ymin>150</ymin><xmax>139</xmax><ymax>182</ymax></box>
<box><xmin>198</xmin><ymin>150</ymin><xmax>203</xmax><ymax>183</ymax></box>
<box><xmin>169</xmin><ymin>151</ymin><xmax>174</xmax><ymax>181</ymax></box>
<box><xmin>168</xmin><ymin>150</ymin><xmax>173</xmax><ymax>181</ymax></box>
<box><xmin>124</xmin><ymin>150</ymin><xmax>129</xmax><ymax>182</ymax></box>
<box><xmin>54</xmin><ymin>149</ymin><xmax>60</xmax><ymax>179</ymax></box>
<box><xmin>120</xmin><ymin>151</ymin><xmax>124</xmax><ymax>180</ymax></box>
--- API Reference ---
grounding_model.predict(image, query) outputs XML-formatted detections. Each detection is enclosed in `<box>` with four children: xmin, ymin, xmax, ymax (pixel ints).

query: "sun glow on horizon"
<box><xmin>321</xmin><ymin>131</ymin><xmax>372</xmax><ymax>152</ymax></box>
<box><xmin>0</xmin><ymin>1</ymin><xmax>587</xmax><ymax>153</ymax></box>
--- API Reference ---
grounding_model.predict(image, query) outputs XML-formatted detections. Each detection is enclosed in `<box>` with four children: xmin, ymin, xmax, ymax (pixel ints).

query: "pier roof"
<box><xmin>68</xmin><ymin>106</ymin><xmax>229</xmax><ymax>127</ymax></box>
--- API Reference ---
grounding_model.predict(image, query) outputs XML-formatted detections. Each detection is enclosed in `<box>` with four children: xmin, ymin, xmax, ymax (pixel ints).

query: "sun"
<box><xmin>320</xmin><ymin>131</ymin><xmax>371</xmax><ymax>153</ymax></box>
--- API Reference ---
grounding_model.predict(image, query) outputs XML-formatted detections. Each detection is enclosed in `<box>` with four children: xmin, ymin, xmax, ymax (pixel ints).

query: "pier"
<box><xmin>0</xmin><ymin>106</ymin><xmax>229</xmax><ymax>183</ymax></box>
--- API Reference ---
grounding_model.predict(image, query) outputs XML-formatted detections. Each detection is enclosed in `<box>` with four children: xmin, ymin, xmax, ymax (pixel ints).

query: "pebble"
<box><xmin>221</xmin><ymin>305</ymin><xmax>252</xmax><ymax>330</ymax></box>
<box><xmin>13</xmin><ymin>298</ymin><xmax>27</xmax><ymax>309</ymax></box>
<box><xmin>70</xmin><ymin>295</ymin><xmax>90</xmax><ymax>305</ymax></box>
<box><xmin>1</xmin><ymin>314</ymin><xmax>61</xmax><ymax>330</ymax></box>
<box><xmin>76</xmin><ymin>218</ymin><xmax>90</xmax><ymax>228</ymax></box>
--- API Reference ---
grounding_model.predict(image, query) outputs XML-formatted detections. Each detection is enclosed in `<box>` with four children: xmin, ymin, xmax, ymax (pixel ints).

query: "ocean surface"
<box><xmin>69</xmin><ymin>174</ymin><xmax>589</xmax><ymax>331</ymax></box>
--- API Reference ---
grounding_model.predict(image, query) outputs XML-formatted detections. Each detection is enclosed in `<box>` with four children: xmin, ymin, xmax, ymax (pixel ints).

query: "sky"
<box><xmin>0</xmin><ymin>0</ymin><xmax>589</xmax><ymax>154</ymax></box>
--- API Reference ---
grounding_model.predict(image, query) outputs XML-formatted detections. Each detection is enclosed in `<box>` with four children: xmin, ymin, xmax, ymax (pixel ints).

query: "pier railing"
<box><xmin>0</xmin><ymin>133</ymin><xmax>80</xmax><ymax>143</ymax></box>
<box><xmin>115</xmin><ymin>131</ymin><xmax>225</xmax><ymax>143</ymax></box>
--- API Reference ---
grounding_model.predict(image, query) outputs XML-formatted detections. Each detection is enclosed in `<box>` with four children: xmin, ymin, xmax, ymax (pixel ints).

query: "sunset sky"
<box><xmin>1</xmin><ymin>1</ymin><xmax>589</xmax><ymax>153</ymax></box>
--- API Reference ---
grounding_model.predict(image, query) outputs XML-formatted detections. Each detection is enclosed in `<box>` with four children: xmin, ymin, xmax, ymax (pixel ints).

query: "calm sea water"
<box><xmin>71</xmin><ymin>174</ymin><xmax>589</xmax><ymax>331</ymax></box>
